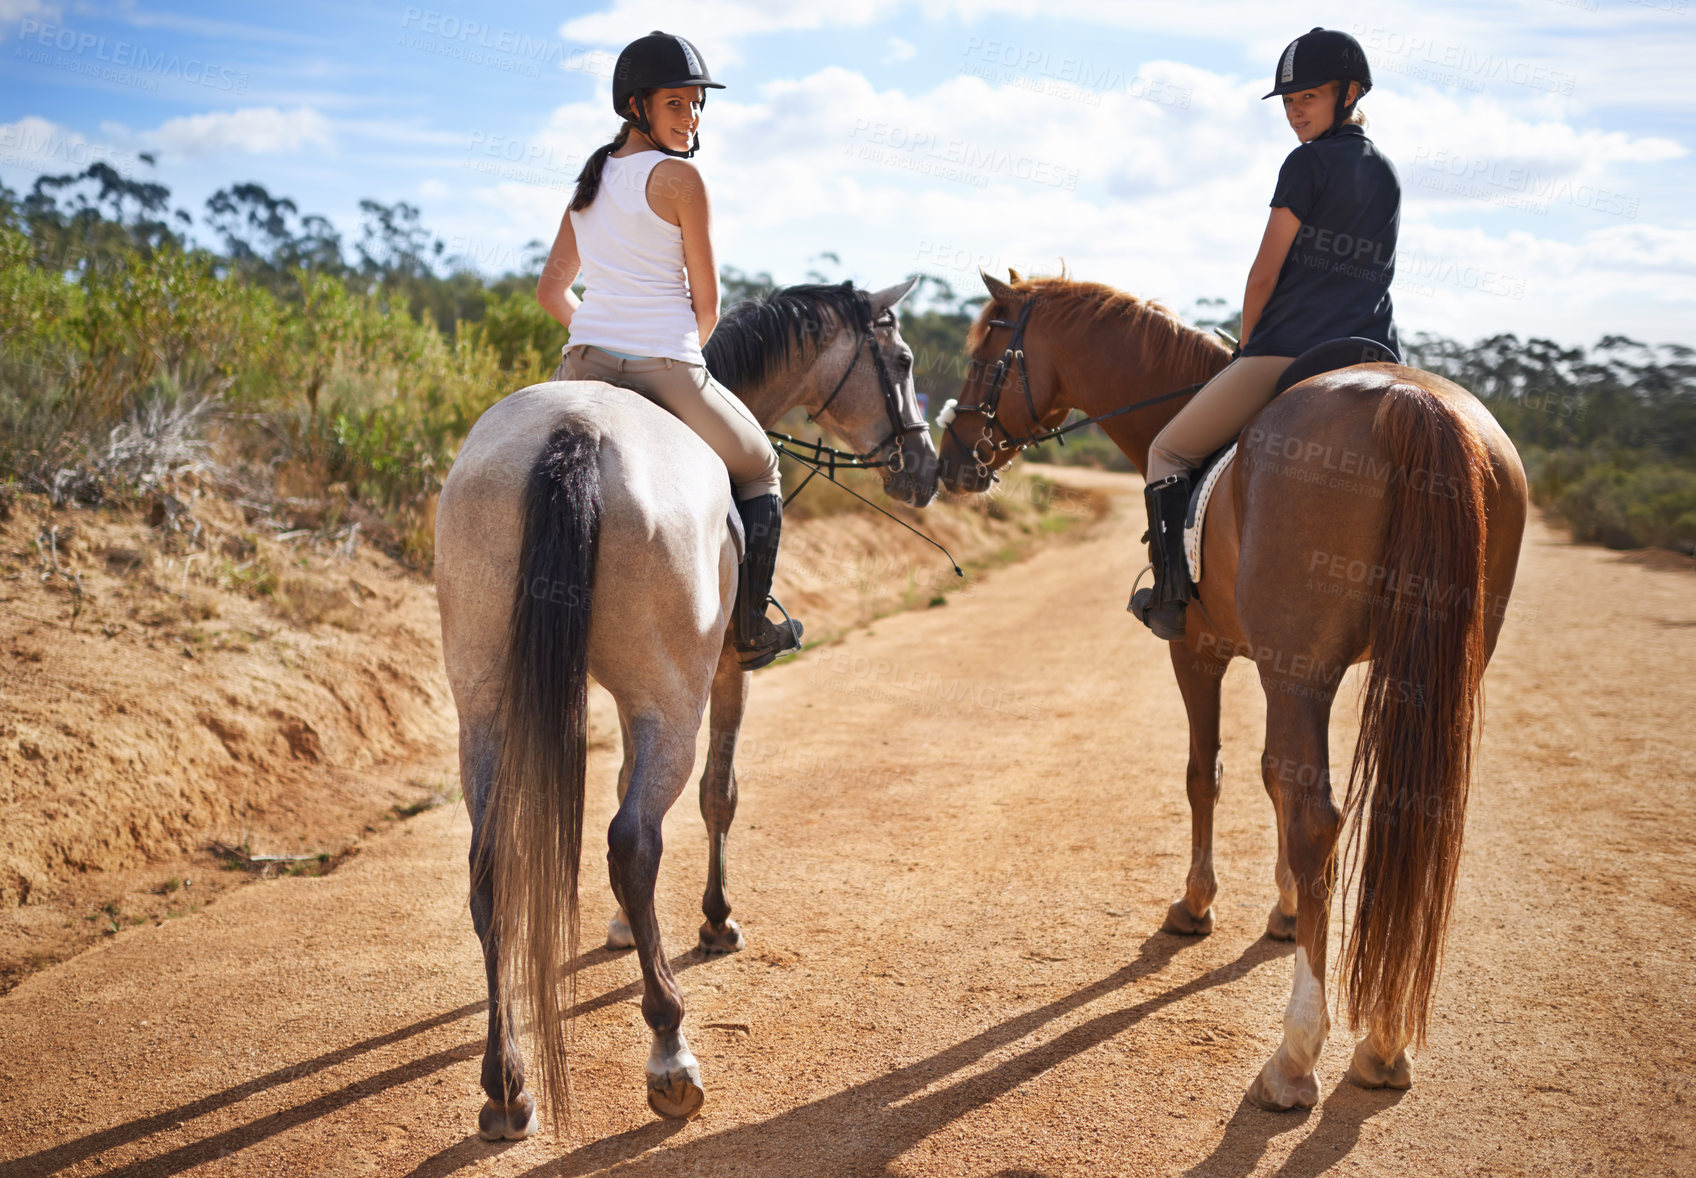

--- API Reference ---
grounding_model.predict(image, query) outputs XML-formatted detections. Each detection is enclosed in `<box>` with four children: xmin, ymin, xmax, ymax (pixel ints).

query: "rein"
<box><xmin>765</xmin><ymin>287</ymin><xmax>927</xmax><ymax>493</ymax></box>
<box><xmin>936</xmin><ymin>295</ymin><xmax>1210</xmax><ymax>476</ymax></box>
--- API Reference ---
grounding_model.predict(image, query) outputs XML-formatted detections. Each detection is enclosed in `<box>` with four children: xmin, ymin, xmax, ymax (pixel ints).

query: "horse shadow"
<box><xmin>1182</xmin><ymin>1076</ymin><xmax>1406</xmax><ymax>1178</ymax></box>
<box><xmin>479</xmin><ymin>932</ymin><xmax>1290</xmax><ymax>1178</ymax></box>
<box><xmin>6</xmin><ymin>935</ymin><xmax>1323</xmax><ymax>1178</ymax></box>
<box><xmin>0</xmin><ymin>944</ymin><xmax>688</xmax><ymax>1178</ymax></box>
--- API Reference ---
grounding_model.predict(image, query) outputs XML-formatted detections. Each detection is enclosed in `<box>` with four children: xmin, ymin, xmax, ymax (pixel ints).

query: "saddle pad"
<box><xmin>1183</xmin><ymin>442</ymin><xmax>1236</xmax><ymax>585</ymax></box>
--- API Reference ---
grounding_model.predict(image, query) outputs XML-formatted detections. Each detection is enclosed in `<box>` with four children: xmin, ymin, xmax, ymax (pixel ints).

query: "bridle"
<box><xmin>764</xmin><ymin>286</ymin><xmax>929</xmax><ymax>484</ymax></box>
<box><xmin>762</xmin><ymin>287</ymin><xmax>960</xmax><ymax>574</ymax></box>
<box><xmin>935</xmin><ymin>297</ymin><xmax>1041</xmax><ymax>475</ymax></box>
<box><xmin>936</xmin><ymin>295</ymin><xmax>1210</xmax><ymax>481</ymax></box>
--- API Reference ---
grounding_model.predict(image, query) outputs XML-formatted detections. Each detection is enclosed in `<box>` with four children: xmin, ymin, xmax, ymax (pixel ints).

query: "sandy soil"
<box><xmin>0</xmin><ymin>470</ymin><xmax>1091</xmax><ymax>993</ymax></box>
<box><xmin>1</xmin><ymin>466</ymin><xmax>1693</xmax><ymax>1176</ymax></box>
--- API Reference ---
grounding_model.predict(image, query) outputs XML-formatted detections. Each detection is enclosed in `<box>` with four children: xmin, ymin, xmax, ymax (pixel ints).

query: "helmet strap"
<box><xmin>1319</xmin><ymin>80</ymin><xmax>1357</xmax><ymax>140</ymax></box>
<box><xmin>625</xmin><ymin>91</ymin><xmax>702</xmax><ymax>159</ymax></box>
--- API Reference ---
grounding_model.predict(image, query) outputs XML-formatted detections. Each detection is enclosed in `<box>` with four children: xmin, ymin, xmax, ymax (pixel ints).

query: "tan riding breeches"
<box><xmin>1145</xmin><ymin>355</ymin><xmax>1296</xmax><ymax>484</ymax></box>
<box><xmin>556</xmin><ymin>344</ymin><xmax>781</xmax><ymax>501</ymax></box>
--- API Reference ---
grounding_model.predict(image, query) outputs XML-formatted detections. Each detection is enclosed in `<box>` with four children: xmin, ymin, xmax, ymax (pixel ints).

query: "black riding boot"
<box><xmin>734</xmin><ymin>493</ymin><xmax>804</xmax><ymax>670</ymax></box>
<box><xmin>1129</xmin><ymin>473</ymin><xmax>1194</xmax><ymax>641</ymax></box>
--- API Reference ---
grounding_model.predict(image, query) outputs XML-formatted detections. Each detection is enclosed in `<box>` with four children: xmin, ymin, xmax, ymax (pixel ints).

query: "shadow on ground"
<box><xmin>3</xmin><ymin>933</ymin><xmax>1407</xmax><ymax>1178</ymax></box>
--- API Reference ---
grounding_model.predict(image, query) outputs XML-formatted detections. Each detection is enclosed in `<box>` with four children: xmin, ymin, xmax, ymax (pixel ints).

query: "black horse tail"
<box><xmin>482</xmin><ymin>422</ymin><xmax>601</xmax><ymax>1133</ymax></box>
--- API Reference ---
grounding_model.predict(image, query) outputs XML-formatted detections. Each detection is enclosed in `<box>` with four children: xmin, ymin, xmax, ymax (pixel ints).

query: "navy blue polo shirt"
<box><xmin>1241</xmin><ymin>123</ymin><xmax>1401</xmax><ymax>361</ymax></box>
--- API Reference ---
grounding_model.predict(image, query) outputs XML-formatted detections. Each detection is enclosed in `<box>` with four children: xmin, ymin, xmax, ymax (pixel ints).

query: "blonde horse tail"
<box><xmin>1342</xmin><ymin>383</ymin><xmax>1493</xmax><ymax>1050</ymax></box>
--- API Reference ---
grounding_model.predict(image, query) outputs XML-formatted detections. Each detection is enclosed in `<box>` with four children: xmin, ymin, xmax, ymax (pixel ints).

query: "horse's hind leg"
<box><xmin>608</xmin><ymin>708</ymin><xmax>707</xmax><ymax>1119</ymax></box>
<box><xmin>605</xmin><ymin>706</ymin><xmax>637</xmax><ymax>950</ymax></box>
<box><xmin>698</xmin><ymin>642</ymin><xmax>748</xmax><ymax>954</ymax></box>
<box><xmin>1260</xmin><ymin>749</ymin><xmax>1300</xmax><ymax>943</ymax></box>
<box><xmin>1162</xmin><ymin>643</ymin><xmax>1227</xmax><ymax>936</ymax></box>
<box><xmin>462</xmin><ymin>726</ymin><xmax>539</xmax><ymax>1140</ymax></box>
<box><xmin>1247</xmin><ymin>687</ymin><xmax>1342</xmax><ymax>1111</ymax></box>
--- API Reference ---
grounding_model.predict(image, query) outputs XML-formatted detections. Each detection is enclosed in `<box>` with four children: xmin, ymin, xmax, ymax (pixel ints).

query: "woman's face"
<box><xmin>634</xmin><ymin>86</ymin><xmax>704</xmax><ymax>153</ymax></box>
<box><xmin>1281</xmin><ymin>81</ymin><xmax>1356</xmax><ymax>143</ymax></box>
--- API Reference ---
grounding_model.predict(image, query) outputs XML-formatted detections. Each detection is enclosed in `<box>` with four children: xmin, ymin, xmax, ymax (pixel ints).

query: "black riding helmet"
<box><xmin>1263</xmin><ymin>27</ymin><xmax>1372</xmax><ymax>138</ymax></box>
<box><xmin>612</xmin><ymin>31</ymin><xmax>723</xmax><ymax>159</ymax></box>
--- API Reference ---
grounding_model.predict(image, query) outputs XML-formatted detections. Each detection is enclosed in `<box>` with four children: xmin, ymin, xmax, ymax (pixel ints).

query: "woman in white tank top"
<box><xmin>535</xmin><ymin>31</ymin><xmax>800</xmax><ymax>670</ymax></box>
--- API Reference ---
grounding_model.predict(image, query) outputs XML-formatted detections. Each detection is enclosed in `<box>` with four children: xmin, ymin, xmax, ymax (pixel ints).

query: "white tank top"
<box><xmin>568</xmin><ymin>151</ymin><xmax>704</xmax><ymax>365</ymax></box>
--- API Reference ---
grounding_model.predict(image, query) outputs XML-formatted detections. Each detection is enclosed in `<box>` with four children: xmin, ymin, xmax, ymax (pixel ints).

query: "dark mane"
<box><xmin>704</xmin><ymin>282</ymin><xmax>865</xmax><ymax>392</ymax></box>
<box><xmin>967</xmin><ymin>272</ymin><xmax>1231</xmax><ymax>380</ymax></box>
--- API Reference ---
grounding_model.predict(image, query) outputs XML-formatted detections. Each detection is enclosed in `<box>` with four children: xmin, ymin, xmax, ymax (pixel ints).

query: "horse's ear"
<box><xmin>867</xmin><ymin>275</ymin><xmax>919</xmax><ymax>316</ymax></box>
<box><xmin>1007</xmin><ymin>267</ymin><xmax>1023</xmax><ymax>282</ymax></box>
<box><xmin>980</xmin><ymin>268</ymin><xmax>1016</xmax><ymax>303</ymax></box>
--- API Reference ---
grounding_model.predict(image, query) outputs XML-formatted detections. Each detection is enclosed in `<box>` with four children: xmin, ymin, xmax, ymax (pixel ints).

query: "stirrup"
<box><xmin>1126</xmin><ymin>561</ymin><xmax>1153</xmax><ymax>612</ymax></box>
<box><xmin>736</xmin><ymin>595</ymin><xmax>803</xmax><ymax>670</ymax></box>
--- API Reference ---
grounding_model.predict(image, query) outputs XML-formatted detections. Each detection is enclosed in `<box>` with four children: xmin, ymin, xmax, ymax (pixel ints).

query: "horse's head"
<box><xmin>802</xmin><ymin>277</ymin><xmax>939</xmax><ymax>507</ymax></box>
<box><xmin>937</xmin><ymin>270</ymin><xmax>1070</xmax><ymax>493</ymax></box>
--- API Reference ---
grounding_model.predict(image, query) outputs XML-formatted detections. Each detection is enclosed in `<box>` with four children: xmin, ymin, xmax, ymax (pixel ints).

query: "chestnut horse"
<box><xmin>938</xmin><ymin>271</ymin><xmax>1527</xmax><ymax>1110</ymax></box>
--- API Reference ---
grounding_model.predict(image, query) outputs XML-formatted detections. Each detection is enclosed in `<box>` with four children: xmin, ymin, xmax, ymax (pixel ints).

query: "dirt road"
<box><xmin>2</xmin><ymin>467</ymin><xmax>1693</xmax><ymax>1177</ymax></box>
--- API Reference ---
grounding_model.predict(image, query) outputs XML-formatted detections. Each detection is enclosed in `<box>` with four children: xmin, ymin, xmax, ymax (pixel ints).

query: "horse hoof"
<box><xmin>606</xmin><ymin>911</ymin><xmax>635</xmax><ymax>951</ymax></box>
<box><xmin>1346</xmin><ymin>1039</ymin><xmax>1413</xmax><ymax>1090</ymax></box>
<box><xmin>1246</xmin><ymin>1057</ymin><xmax>1318</xmax><ymax>1111</ymax></box>
<box><xmin>646</xmin><ymin>1032</ymin><xmax>704</xmax><ymax>1119</ymax></box>
<box><xmin>646</xmin><ymin>1063</ymin><xmax>705</xmax><ymax>1119</ymax></box>
<box><xmin>1265</xmin><ymin>906</ymin><xmax>1298</xmax><ymax>941</ymax></box>
<box><xmin>478</xmin><ymin>1092</ymin><xmax>539</xmax><ymax>1140</ymax></box>
<box><xmin>1162</xmin><ymin>899</ymin><xmax>1214</xmax><ymax>936</ymax></box>
<box><xmin>698</xmin><ymin>918</ymin><xmax>745</xmax><ymax>955</ymax></box>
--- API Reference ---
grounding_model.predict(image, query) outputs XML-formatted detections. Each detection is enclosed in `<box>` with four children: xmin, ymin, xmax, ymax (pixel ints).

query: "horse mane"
<box><xmin>704</xmin><ymin>282</ymin><xmax>865</xmax><ymax>392</ymax></box>
<box><xmin>967</xmin><ymin>272</ymin><xmax>1231</xmax><ymax>380</ymax></box>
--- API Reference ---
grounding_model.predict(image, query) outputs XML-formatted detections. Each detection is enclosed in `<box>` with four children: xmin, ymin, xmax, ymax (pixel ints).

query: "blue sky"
<box><xmin>3</xmin><ymin>0</ymin><xmax>1692</xmax><ymax>346</ymax></box>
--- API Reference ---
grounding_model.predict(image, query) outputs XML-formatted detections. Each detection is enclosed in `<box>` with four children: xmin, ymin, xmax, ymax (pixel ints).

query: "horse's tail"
<box><xmin>482</xmin><ymin>422</ymin><xmax>601</xmax><ymax>1133</ymax></box>
<box><xmin>1342</xmin><ymin>382</ymin><xmax>1493</xmax><ymax>1050</ymax></box>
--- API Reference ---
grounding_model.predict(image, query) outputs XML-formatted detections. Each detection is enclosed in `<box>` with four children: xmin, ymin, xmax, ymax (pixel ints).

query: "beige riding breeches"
<box><xmin>1145</xmin><ymin>355</ymin><xmax>1296</xmax><ymax>484</ymax></box>
<box><xmin>556</xmin><ymin>344</ymin><xmax>781</xmax><ymax>501</ymax></box>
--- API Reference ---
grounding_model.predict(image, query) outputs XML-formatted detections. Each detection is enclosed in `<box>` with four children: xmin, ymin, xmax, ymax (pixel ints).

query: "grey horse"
<box><xmin>434</xmin><ymin>279</ymin><xmax>936</xmax><ymax>1138</ymax></box>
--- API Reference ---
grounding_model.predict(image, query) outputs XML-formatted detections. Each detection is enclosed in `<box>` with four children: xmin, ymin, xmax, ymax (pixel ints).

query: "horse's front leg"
<box><xmin>463</xmin><ymin>730</ymin><xmax>539</xmax><ymax>1140</ymax></box>
<box><xmin>608</xmin><ymin>710</ymin><xmax>705</xmax><ymax>1119</ymax></box>
<box><xmin>698</xmin><ymin>641</ymin><xmax>749</xmax><ymax>954</ymax></box>
<box><xmin>1162</xmin><ymin>641</ymin><xmax>1228</xmax><ymax>935</ymax></box>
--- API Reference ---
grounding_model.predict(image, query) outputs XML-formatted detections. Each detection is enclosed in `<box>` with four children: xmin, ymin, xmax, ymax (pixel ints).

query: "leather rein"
<box><xmin>936</xmin><ymin>296</ymin><xmax>1209</xmax><ymax>478</ymax></box>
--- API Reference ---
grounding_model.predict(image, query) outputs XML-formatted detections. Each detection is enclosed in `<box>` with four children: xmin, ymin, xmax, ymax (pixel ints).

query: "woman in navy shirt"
<box><xmin>1132</xmin><ymin>27</ymin><xmax>1401</xmax><ymax>640</ymax></box>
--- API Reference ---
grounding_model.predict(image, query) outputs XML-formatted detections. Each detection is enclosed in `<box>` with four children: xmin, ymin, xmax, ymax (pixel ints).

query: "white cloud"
<box><xmin>0</xmin><ymin>0</ymin><xmax>57</xmax><ymax>40</ymax></box>
<box><xmin>883</xmin><ymin>36</ymin><xmax>916</xmax><ymax>64</ymax></box>
<box><xmin>143</xmin><ymin>107</ymin><xmax>333</xmax><ymax>158</ymax></box>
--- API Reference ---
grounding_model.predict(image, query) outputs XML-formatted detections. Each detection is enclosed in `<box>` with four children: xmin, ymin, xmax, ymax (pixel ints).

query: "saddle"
<box><xmin>1182</xmin><ymin>336</ymin><xmax>1400</xmax><ymax>584</ymax></box>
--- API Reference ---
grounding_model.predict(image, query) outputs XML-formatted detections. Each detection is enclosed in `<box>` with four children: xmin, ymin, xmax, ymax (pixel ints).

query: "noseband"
<box><xmin>768</xmin><ymin>287</ymin><xmax>928</xmax><ymax>476</ymax></box>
